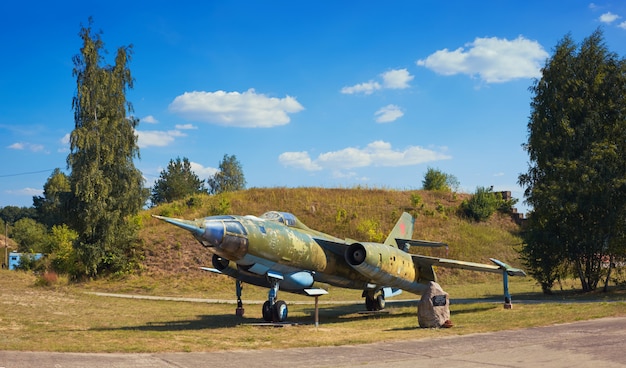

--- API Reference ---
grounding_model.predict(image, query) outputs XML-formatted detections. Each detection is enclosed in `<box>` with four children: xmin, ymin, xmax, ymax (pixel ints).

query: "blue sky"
<box><xmin>2</xmin><ymin>1</ymin><xmax>626</xmax><ymax>215</ymax></box>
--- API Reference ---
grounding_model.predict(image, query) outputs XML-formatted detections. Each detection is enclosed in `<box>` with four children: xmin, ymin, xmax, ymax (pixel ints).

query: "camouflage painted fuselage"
<box><xmin>156</xmin><ymin>211</ymin><xmax>432</xmax><ymax>295</ymax></box>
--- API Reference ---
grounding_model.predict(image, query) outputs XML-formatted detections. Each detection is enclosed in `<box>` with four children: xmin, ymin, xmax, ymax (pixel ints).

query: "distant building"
<box><xmin>8</xmin><ymin>252</ymin><xmax>43</xmax><ymax>270</ymax></box>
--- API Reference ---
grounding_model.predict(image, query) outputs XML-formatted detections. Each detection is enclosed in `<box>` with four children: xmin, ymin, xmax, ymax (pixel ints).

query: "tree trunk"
<box><xmin>603</xmin><ymin>255</ymin><xmax>614</xmax><ymax>292</ymax></box>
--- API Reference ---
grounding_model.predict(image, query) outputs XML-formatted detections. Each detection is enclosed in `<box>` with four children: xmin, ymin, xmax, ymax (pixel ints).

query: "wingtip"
<box><xmin>490</xmin><ymin>258</ymin><xmax>526</xmax><ymax>277</ymax></box>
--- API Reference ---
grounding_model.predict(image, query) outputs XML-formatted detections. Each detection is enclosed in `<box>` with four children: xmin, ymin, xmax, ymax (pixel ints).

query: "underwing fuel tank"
<box><xmin>346</xmin><ymin>242</ymin><xmax>428</xmax><ymax>295</ymax></box>
<box><xmin>210</xmin><ymin>254</ymin><xmax>318</xmax><ymax>293</ymax></box>
<box><xmin>153</xmin><ymin>215</ymin><xmax>249</xmax><ymax>260</ymax></box>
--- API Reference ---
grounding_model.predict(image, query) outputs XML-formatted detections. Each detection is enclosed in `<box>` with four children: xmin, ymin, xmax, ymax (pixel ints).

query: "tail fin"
<box><xmin>383</xmin><ymin>212</ymin><xmax>414</xmax><ymax>247</ymax></box>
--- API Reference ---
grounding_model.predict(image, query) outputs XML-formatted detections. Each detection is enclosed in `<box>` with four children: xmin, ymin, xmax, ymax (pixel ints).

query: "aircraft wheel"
<box><xmin>262</xmin><ymin>301</ymin><xmax>273</xmax><ymax>322</ymax></box>
<box><xmin>376</xmin><ymin>294</ymin><xmax>386</xmax><ymax>310</ymax></box>
<box><xmin>365</xmin><ymin>295</ymin><xmax>376</xmax><ymax>311</ymax></box>
<box><xmin>273</xmin><ymin>300</ymin><xmax>288</xmax><ymax>322</ymax></box>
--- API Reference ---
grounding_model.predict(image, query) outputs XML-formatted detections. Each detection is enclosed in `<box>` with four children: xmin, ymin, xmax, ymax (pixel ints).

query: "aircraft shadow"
<box><xmin>88</xmin><ymin>299</ymin><xmax>504</xmax><ymax>333</ymax></box>
<box><xmin>89</xmin><ymin>313</ymin><xmax>255</xmax><ymax>332</ymax></box>
<box><xmin>88</xmin><ymin>303</ymin><xmax>422</xmax><ymax>333</ymax></box>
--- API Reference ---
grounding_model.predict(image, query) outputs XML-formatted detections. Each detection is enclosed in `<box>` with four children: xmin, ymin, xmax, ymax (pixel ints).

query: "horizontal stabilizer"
<box><xmin>412</xmin><ymin>255</ymin><xmax>526</xmax><ymax>276</ymax></box>
<box><xmin>396</xmin><ymin>239</ymin><xmax>448</xmax><ymax>248</ymax></box>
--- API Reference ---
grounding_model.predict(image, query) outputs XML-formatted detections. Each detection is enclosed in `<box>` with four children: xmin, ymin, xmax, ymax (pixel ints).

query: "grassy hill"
<box><xmin>137</xmin><ymin>187</ymin><xmax>523</xmax><ymax>284</ymax></box>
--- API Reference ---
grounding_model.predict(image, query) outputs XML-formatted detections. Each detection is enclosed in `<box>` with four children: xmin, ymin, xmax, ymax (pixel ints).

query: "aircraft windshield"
<box><xmin>260</xmin><ymin>211</ymin><xmax>297</xmax><ymax>227</ymax></box>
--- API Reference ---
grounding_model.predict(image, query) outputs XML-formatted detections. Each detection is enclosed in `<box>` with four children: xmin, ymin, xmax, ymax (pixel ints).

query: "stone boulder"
<box><xmin>417</xmin><ymin>281</ymin><xmax>453</xmax><ymax>328</ymax></box>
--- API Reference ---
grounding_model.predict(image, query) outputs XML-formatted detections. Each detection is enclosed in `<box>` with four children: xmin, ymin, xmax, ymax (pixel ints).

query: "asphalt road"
<box><xmin>1</xmin><ymin>316</ymin><xmax>625</xmax><ymax>367</ymax></box>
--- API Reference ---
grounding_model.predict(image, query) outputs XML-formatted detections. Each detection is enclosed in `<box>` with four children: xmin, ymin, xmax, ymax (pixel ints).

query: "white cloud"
<box><xmin>8</xmin><ymin>142</ymin><xmax>45</xmax><ymax>152</ymax></box>
<box><xmin>381</xmin><ymin>69</ymin><xmax>414</xmax><ymax>89</ymax></box>
<box><xmin>417</xmin><ymin>36</ymin><xmax>549</xmax><ymax>83</ymax></box>
<box><xmin>340</xmin><ymin>81</ymin><xmax>382</xmax><ymax>95</ymax></box>
<box><xmin>341</xmin><ymin>68</ymin><xmax>413</xmax><ymax>95</ymax></box>
<box><xmin>60</xmin><ymin>133</ymin><xmax>70</xmax><ymax>145</ymax></box>
<box><xmin>169</xmin><ymin>88</ymin><xmax>304</xmax><ymax>128</ymax></box>
<box><xmin>175</xmin><ymin>124</ymin><xmax>198</xmax><ymax>130</ymax></box>
<box><xmin>375</xmin><ymin>104</ymin><xmax>404</xmax><ymax>123</ymax></box>
<box><xmin>189</xmin><ymin>161</ymin><xmax>218</xmax><ymax>178</ymax></box>
<box><xmin>279</xmin><ymin>141</ymin><xmax>450</xmax><ymax>171</ymax></box>
<box><xmin>136</xmin><ymin>130</ymin><xmax>187</xmax><ymax>148</ymax></box>
<box><xmin>6</xmin><ymin>187</ymin><xmax>43</xmax><ymax>197</ymax></box>
<box><xmin>142</xmin><ymin>115</ymin><xmax>159</xmax><ymax>124</ymax></box>
<box><xmin>278</xmin><ymin>151</ymin><xmax>322</xmax><ymax>171</ymax></box>
<box><xmin>619</xmin><ymin>21</ymin><xmax>626</xmax><ymax>29</ymax></box>
<box><xmin>57</xmin><ymin>133</ymin><xmax>71</xmax><ymax>153</ymax></box>
<box><xmin>600</xmin><ymin>12</ymin><xmax>620</xmax><ymax>23</ymax></box>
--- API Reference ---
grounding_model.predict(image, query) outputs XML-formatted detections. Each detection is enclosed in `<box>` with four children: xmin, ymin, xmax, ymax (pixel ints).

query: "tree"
<box><xmin>519</xmin><ymin>210</ymin><xmax>568</xmax><ymax>294</ymax></box>
<box><xmin>461</xmin><ymin>186</ymin><xmax>499</xmax><ymax>222</ymax></box>
<box><xmin>208</xmin><ymin>154</ymin><xmax>246</xmax><ymax>194</ymax></box>
<box><xmin>422</xmin><ymin>167</ymin><xmax>459</xmax><ymax>191</ymax></box>
<box><xmin>67</xmin><ymin>19</ymin><xmax>146</xmax><ymax>276</ymax></box>
<box><xmin>33</xmin><ymin>168</ymin><xmax>71</xmax><ymax>228</ymax></box>
<box><xmin>518</xmin><ymin>29</ymin><xmax>626</xmax><ymax>292</ymax></box>
<box><xmin>151</xmin><ymin>157</ymin><xmax>207</xmax><ymax>205</ymax></box>
<box><xmin>11</xmin><ymin>218</ymin><xmax>48</xmax><ymax>253</ymax></box>
<box><xmin>0</xmin><ymin>206</ymin><xmax>37</xmax><ymax>225</ymax></box>
<box><xmin>47</xmin><ymin>225</ymin><xmax>79</xmax><ymax>275</ymax></box>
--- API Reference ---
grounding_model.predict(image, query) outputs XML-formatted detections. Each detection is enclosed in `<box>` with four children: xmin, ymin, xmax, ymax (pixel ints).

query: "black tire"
<box><xmin>365</xmin><ymin>295</ymin><xmax>376</xmax><ymax>311</ymax></box>
<box><xmin>376</xmin><ymin>294</ymin><xmax>386</xmax><ymax>311</ymax></box>
<box><xmin>273</xmin><ymin>300</ymin><xmax>288</xmax><ymax>322</ymax></box>
<box><xmin>262</xmin><ymin>301</ymin><xmax>273</xmax><ymax>322</ymax></box>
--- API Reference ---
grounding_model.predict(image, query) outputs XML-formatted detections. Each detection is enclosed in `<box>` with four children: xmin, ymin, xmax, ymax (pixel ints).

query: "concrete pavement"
<box><xmin>1</xmin><ymin>316</ymin><xmax>625</xmax><ymax>367</ymax></box>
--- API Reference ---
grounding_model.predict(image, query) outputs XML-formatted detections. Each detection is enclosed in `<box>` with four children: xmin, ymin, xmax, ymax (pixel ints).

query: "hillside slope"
<box><xmin>139</xmin><ymin>187</ymin><xmax>523</xmax><ymax>281</ymax></box>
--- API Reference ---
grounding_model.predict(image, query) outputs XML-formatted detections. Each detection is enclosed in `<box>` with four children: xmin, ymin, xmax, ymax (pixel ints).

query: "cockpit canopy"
<box><xmin>260</xmin><ymin>211</ymin><xmax>298</xmax><ymax>226</ymax></box>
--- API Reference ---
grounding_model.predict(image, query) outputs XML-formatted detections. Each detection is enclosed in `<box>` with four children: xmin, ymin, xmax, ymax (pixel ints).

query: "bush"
<box><xmin>461</xmin><ymin>187</ymin><xmax>499</xmax><ymax>222</ymax></box>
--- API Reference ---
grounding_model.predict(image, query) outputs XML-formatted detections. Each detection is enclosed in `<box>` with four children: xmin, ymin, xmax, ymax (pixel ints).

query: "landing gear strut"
<box><xmin>262</xmin><ymin>278</ymin><xmax>288</xmax><ymax>322</ymax></box>
<box><xmin>235</xmin><ymin>280</ymin><xmax>245</xmax><ymax>317</ymax></box>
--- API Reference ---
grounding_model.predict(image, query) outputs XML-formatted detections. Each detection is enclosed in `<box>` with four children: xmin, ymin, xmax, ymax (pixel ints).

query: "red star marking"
<box><xmin>399</xmin><ymin>223</ymin><xmax>406</xmax><ymax>235</ymax></box>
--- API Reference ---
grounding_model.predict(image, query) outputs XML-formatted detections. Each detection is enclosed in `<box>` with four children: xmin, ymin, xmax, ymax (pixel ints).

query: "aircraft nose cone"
<box><xmin>202</xmin><ymin>220</ymin><xmax>225</xmax><ymax>247</ymax></box>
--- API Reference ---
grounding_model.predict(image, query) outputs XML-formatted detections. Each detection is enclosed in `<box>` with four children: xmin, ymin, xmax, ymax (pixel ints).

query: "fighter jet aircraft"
<box><xmin>154</xmin><ymin>211</ymin><xmax>525</xmax><ymax>322</ymax></box>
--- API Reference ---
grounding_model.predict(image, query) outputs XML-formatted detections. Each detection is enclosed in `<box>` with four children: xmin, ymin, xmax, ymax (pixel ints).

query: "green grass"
<box><xmin>2</xmin><ymin>270</ymin><xmax>625</xmax><ymax>353</ymax></box>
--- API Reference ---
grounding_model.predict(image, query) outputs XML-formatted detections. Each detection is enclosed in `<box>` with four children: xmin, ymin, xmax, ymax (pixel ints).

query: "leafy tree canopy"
<box><xmin>33</xmin><ymin>168</ymin><xmax>71</xmax><ymax>228</ymax></box>
<box><xmin>208</xmin><ymin>154</ymin><xmax>246</xmax><ymax>195</ymax></box>
<box><xmin>519</xmin><ymin>29</ymin><xmax>626</xmax><ymax>292</ymax></box>
<box><xmin>422</xmin><ymin>167</ymin><xmax>459</xmax><ymax>192</ymax></box>
<box><xmin>67</xmin><ymin>18</ymin><xmax>146</xmax><ymax>277</ymax></box>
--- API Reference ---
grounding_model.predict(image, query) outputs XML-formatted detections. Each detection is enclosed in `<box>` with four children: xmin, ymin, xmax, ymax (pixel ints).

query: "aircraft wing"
<box><xmin>411</xmin><ymin>255</ymin><xmax>526</xmax><ymax>277</ymax></box>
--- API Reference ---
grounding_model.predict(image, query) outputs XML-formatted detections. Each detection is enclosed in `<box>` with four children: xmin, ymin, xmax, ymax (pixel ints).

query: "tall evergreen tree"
<box><xmin>519</xmin><ymin>29</ymin><xmax>626</xmax><ymax>292</ymax></box>
<box><xmin>151</xmin><ymin>157</ymin><xmax>207</xmax><ymax>205</ymax></box>
<box><xmin>67</xmin><ymin>19</ymin><xmax>145</xmax><ymax>276</ymax></box>
<box><xmin>208</xmin><ymin>154</ymin><xmax>246</xmax><ymax>195</ymax></box>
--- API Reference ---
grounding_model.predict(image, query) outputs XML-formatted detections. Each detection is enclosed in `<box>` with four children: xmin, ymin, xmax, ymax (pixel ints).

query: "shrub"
<box><xmin>461</xmin><ymin>186</ymin><xmax>499</xmax><ymax>222</ymax></box>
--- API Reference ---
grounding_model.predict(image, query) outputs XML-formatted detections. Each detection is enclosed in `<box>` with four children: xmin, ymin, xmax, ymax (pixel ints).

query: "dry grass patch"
<box><xmin>2</xmin><ymin>270</ymin><xmax>626</xmax><ymax>353</ymax></box>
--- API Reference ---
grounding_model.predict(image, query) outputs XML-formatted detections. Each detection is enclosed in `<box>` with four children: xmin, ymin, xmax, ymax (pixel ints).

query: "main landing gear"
<box><xmin>363</xmin><ymin>290</ymin><xmax>386</xmax><ymax>311</ymax></box>
<box><xmin>232</xmin><ymin>276</ymin><xmax>288</xmax><ymax>323</ymax></box>
<box><xmin>262</xmin><ymin>278</ymin><xmax>288</xmax><ymax>322</ymax></box>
